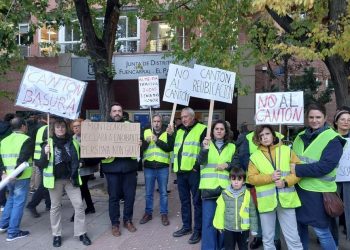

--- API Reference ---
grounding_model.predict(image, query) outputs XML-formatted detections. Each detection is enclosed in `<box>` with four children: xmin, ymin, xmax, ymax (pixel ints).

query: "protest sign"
<box><xmin>163</xmin><ymin>64</ymin><xmax>191</xmax><ymax>106</ymax></box>
<box><xmin>255</xmin><ymin>91</ymin><xmax>304</xmax><ymax>125</ymax></box>
<box><xmin>190</xmin><ymin>64</ymin><xmax>236</xmax><ymax>104</ymax></box>
<box><xmin>80</xmin><ymin>122</ymin><xmax>140</xmax><ymax>158</ymax></box>
<box><xmin>138</xmin><ymin>75</ymin><xmax>160</xmax><ymax>109</ymax></box>
<box><xmin>15</xmin><ymin>65</ymin><xmax>87</xmax><ymax>119</ymax></box>
<box><xmin>336</xmin><ymin>138</ymin><xmax>350</xmax><ymax>182</ymax></box>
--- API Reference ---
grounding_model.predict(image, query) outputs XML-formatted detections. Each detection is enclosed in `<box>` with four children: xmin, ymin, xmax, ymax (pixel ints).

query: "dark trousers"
<box><xmin>0</xmin><ymin>176</ymin><xmax>6</xmax><ymax>206</ymax></box>
<box><xmin>224</xmin><ymin>230</ymin><xmax>249</xmax><ymax>250</ymax></box>
<box><xmin>27</xmin><ymin>175</ymin><xmax>50</xmax><ymax>209</ymax></box>
<box><xmin>105</xmin><ymin>171</ymin><xmax>137</xmax><ymax>226</ymax></box>
<box><xmin>80</xmin><ymin>175</ymin><xmax>94</xmax><ymax>210</ymax></box>
<box><xmin>177</xmin><ymin>171</ymin><xmax>202</xmax><ymax>232</ymax></box>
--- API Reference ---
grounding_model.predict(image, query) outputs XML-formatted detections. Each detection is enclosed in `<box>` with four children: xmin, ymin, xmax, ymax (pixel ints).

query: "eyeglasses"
<box><xmin>231</xmin><ymin>176</ymin><xmax>243</xmax><ymax>181</ymax></box>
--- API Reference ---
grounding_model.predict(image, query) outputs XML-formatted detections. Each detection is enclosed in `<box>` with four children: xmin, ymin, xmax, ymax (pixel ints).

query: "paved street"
<box><xmin>0</xmin><ymin>172</ymin><xmax>347</xmax><ymax>249</ymax></box>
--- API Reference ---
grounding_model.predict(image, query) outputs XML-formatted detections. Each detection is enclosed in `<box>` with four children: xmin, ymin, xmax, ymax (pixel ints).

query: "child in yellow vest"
<box><xmin>213</xmin><ymin>167</ymin><xmax>258</xmax><ymax>250</ymax></box>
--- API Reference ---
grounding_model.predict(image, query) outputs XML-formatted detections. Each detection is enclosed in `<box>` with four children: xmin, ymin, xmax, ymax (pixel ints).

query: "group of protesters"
<box><xmin>0</xmin><ymin>102</ymin><xmax>349</xmax><ymax>250</ymax></box>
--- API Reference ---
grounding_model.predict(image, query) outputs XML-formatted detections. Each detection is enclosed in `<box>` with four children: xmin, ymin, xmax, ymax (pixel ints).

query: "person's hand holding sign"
<box><xmin>166</xmin><ymin>124</ymin><xmax>174</xmax><ymax>136</ymax></box>
<box><xmin>202</xmin><ymin>137</ymin><xmax>211</xmax><ymax>149</ymax></box>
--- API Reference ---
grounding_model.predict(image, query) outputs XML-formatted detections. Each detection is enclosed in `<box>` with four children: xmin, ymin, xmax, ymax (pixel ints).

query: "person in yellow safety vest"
<box><xmin>291</xmin><ymin>103</ymin><xmax>346</xmax><ymax>250</ymax></box>
<box><xmin>0</xmin><ymin>117</ymin><xmax>34</xmax><ymax>242</ymax></box>
<box><xmin>238</xmin><ymin>128</ymin><xmax>284</xmax><ymax>250</ymax></box>
<box><xmin>213</xmin><ymin>167</ymin><xmax>258</xmax><ymax>250</ymax></box>
<box><xmin>36</xmin><ymin>118</ymin><xmax>91</xmax><ymax>248</ymax></box>
<box><xmin>197</xmin><ymin>119</ymin><xmax>240</xmax><ymax>250</ymax></box>
<box><xmin>27</xmin><ymin>113</ymin><xmax>51</xmax><ymax>218</ymax></box>
<box><xmin>139</xmin><ymin>114</ymin><xmax>172</xmax><ymax>226</ymax></box>
<box><xmin>247</xmin><ymin>124</ymin><xmax>303</xmax><ymax>250</ymax></box>
<box><xmin>166</xmin><ymin>107</ymin><xmax>207</xmax><ymax>244</ymax></box>
<box><xmin>100</xmin><ymin>102</ymin><xmax>142</xmax><ymax>238</ymax></box>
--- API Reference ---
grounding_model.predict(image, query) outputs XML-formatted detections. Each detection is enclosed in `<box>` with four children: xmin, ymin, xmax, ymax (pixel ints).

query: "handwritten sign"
<box><xmin>138</xmin><ymin>75</ymin><xmax>160</xmax><ymax>109</ymax></box>
<box><xmin>80</xmin><ymin>122</ymin><xmax>140</xmax><ymax>158</ymax></box>
<box><xmin>163</xmin><ymin>64</ymin><xmax>191</xmax><ymax>106</ymax></box>
<box><xmin>15</xmin><ymin>65</ymin><xmax>87</xmax><ymax>119</ymax></box>
<box><xmin>190</xmin><ymin>64</ymin><xmax>236</xmax><ymax>103</ymax></box>
<box><xmin>255</xmin><ymin>91</ymin><xmax>304</xmax><ymax>125</ymax></box>
<box><xmin>336</xmin><ymin>139</ymin><xmax>350</xmax><ymax>182</ymax></box>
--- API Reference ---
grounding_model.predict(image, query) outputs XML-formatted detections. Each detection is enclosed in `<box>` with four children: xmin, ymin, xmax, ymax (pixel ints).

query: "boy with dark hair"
<box><xmin>213</xmin><ymin>167</ymin><xmax>258</xmax><ymax>250</ymax></box>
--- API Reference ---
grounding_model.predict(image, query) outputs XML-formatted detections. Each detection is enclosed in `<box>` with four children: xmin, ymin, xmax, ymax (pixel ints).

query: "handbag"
<box><xmin>322</xmin><ymin>192</ymin><xmax>344</xmax><ymax>217</ymax></box>
<box><xmin>201</xmin><ymin>186</ymin><xmax>224</xmax><ymax>200</ymax></box>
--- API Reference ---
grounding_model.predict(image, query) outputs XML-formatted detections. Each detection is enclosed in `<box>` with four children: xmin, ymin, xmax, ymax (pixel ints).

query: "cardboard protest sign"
<box><xmin>163</xmin><ymin>64</ymin><xmax>191</xmax><ymax>106</ymax></box>
<box><xmin>336</xmin><ymin>139</ymin><xmax>350</xmax><ymax>182</ymax></box>
<box><xmin>138</xmin><ymin>75</ymin><xmax>160</xmax><ymax>109</ymax></box>
<box><xmin>255</xmin><ymin>91</ymin><xmax>304</xmax><ymax>125</ymax></box>
<box><xmin>15</xmin><ymin>66</ymin><xmax>87</xmax><ymax>119</ymax></box>
<box><xmin>190</xmin><ymin>64</ymin><xmax>236</xmax><ymax>103</ymax></box>
<box><xmin>80</xmin><ymin>122</ymin><xmax>140</xmax><ymax>158</ymax></box>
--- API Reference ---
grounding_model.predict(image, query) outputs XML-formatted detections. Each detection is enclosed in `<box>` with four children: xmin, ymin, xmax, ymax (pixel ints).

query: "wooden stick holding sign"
<box><xmin>169</xmin><ymin>103</ymin><xmax>177</xmax><ymax>127</ymax></box>
<box><xmin>277</xmin><ymin>123</ymin><xmax>282</xmax><ymax>171</ymax></box>
<box><xmin>206</xmin><ymin>100</ymin><xmax>215</xmax><ymax>138</ymax></box>
<box><xmin>149</xmin><ymin>106</ymin><xmax>154</xmax><ymax>134</ymax></box>
<box><xmin>163</xmin><ymin>64</ymin><xmax>192</xmax><ymax>127</ymax></box>
<box><xmin>47</xmin><ymin>113</ymin><xmax>50</xmax><ymax>160</ymax></box>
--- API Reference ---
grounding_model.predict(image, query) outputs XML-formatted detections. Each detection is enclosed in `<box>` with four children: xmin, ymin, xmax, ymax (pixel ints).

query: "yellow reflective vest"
<box><xmin>143</xmin><ymin>129</ymin><xmax>170</xmax><ymax>164</ymax></box>
<box><xmin>173</xmin><ymin>123</ymin><xmax>206</xmax><ymax>172</ymax></box>
<box><xmin>250</xmin><ymin>145</ymin><xmax>301</xmax><ymax>213</ymax></box>
<box><xmin>199</xmin><ymin>142</ymin><xmax>235</xmax><ymax>190</ymax></box>
<box><xmin>213</xmin><ymin>189</ymin><xmax>252</xmax><ymax>231</ymax></box>
<box><xmin>0</xmin><ymin>132</ymin><xmax>33</xmax><ymax>179</ymax></box>
<box><xmin>293</xmin><ymin>128</ymin><xmax>339</xmax><ymax>192</ymax></box>
<box><xmin>34</xmin><ymin>125</ymin><xmax>47</xmax><ymax>160</ymax></box>
<box><xmin>43</xmin><ymin>138</ymin><xmax>81</xmax><ymax>189</ymax></box>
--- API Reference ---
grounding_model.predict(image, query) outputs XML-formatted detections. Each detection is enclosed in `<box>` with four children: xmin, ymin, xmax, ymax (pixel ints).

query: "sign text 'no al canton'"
<box><xmin>255</xmin><ymin>91</ymin><xmax>304</xmax><ymax>125</ymax></box>
<box><xmin>163</xmin><ymin>64</ymin><xmax>191</xmax><ymax>106</ymax></box>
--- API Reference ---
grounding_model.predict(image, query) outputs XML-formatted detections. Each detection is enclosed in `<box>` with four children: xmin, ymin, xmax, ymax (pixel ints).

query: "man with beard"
<box><xmin>101</xmin><ymin>103</ymin><xmax>140</xmax><ymax>237</ymax></box>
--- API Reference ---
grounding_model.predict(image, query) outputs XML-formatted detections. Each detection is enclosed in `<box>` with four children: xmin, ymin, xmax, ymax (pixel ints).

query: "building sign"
<box><xmin>71</xmin><ymin>54</ymin><xmax>175</xmax><ymax>81</ymax></box>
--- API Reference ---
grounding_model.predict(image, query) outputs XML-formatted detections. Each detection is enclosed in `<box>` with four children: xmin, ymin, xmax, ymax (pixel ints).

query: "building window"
<box><xmin>58</xmin><ymin>21</ymin><xmax>81</xmax><ymax>53</ymax></box>
<box><xmin>39</xmin><ymin>23</ymin><xmax>59</xmax><ymax>56</ymax></box>
<box><xmin>116</xmin><ymin>14</ymin><xmax>140</xmax><ymax>53</ymax></box>
<box><xmin>147</xmin><ymin>22</ymin><xmax>173</xmax><ymax>52</ymax></box>
<box><xmin>17</xmin><ymin>23</ymin><xmax>31</xmax><ymax>57</ymax></box>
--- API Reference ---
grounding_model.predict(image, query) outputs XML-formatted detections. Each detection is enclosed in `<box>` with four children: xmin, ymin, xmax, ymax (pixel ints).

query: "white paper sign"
<box><xmin>15</xmin><ymin>65</ymin><xmax>87</xmax><ymax>119</ymax></box>
<box><xmin>0</xmin><ymin>162</ymin><xmax>29</xmax><ymax>190</ymax></box>
<box><xmin>163</xmin><ymin>64</ymin><xmax>191</xmax><ymax>106</ymax></box>
<box><xmin>190</xmin><ymin>64</ymin><xmax>236</xmax><ymax>103</ymax></box>
<box><xmin>255</xmin><ymin>91</ymin><xmax>304</xmax><ymax>125</ymax></box>
<box><xmin>138</xmin><ymin>75</ymin><xmax>160</xmax><ymax>109</ymax></box>
<box><xmin>336</xmin><ymin>139</ymin><xmax>350</xmax><ymax>182</ymax></box>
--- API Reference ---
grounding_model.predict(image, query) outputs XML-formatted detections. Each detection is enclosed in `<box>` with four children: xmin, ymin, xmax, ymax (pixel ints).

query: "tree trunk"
<box><xmin>94</xmin><ymin>60</ymin><xmax>114</xmax><ymax>121</ymax></box>
<box><xmin>324</xmin><ymin>56</ymin><xmax>350</xmax><ymax>108</ymax></box>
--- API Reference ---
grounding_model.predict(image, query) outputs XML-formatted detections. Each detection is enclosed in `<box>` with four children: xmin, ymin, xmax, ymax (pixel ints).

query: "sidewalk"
<box><xmin>0</xmin><ymin>172</ymin><xmax>347</xmax><ymax>249</ymax></box>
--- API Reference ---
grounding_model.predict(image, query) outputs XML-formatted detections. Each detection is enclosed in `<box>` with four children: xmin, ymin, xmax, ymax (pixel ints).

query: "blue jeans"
<box><xmin>298</xmin><ymin>223</ymin><xmax>336</xmax><ymax>250</ymax></box>
<box><xmin>177</xmin><ymin>171</ymin><xmax>202</xmax><ymax>232</ymax></box>
<box><xmin>144</xmin><ymin>167</ymin><xmax>169</xmax><ymax>215</ymax></box>
<box><xmin>201</xmin><ymin>199</ymin><xmax>224</xmax><ymax>250</ymax></box>
<box><xmin>0</xmin><ymin>178</ymin><xmax>30</xmax><ymax>236</ymax></box>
